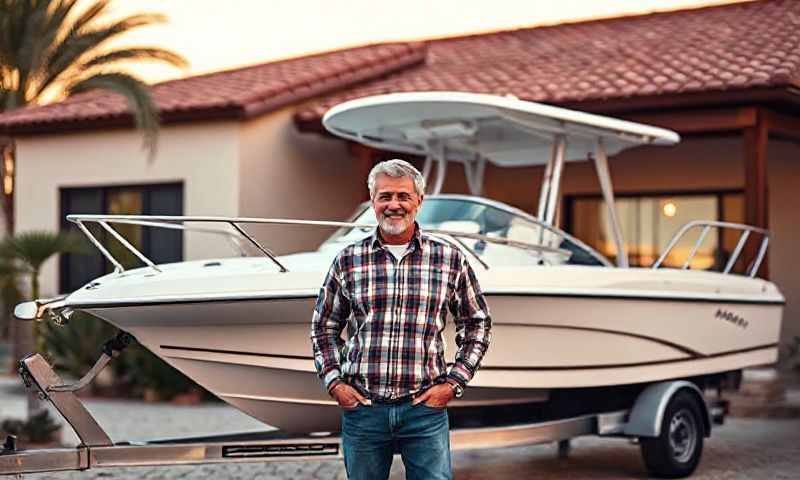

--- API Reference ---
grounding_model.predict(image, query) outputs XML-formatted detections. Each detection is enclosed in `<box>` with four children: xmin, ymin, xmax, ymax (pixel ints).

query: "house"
<box><xmin>0</xmin><ymin>0</ymin><xmax>797</xmax><ymax>347</ymax></box>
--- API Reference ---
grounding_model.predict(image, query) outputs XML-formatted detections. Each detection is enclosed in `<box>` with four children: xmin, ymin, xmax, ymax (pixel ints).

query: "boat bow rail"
<box><xmin>65</xmin><ymin>214</ymin><xmax>576</xmax><ymax>275</ymax></box>
<box><xmin>652</xmin><ymin>220</ymin><xmax>771</xmax><ymax>278</ymax></box>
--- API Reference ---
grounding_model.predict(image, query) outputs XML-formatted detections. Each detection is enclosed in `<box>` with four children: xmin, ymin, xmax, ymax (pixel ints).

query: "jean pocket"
<box><xmin>420</xmin><ymin>401</ymin><xmax>447</xmax><ymax>411</ymax></box>
<box><xmin>341</xmin><ymin>403</ymin><xmax>363</xmax><ymax>413</ymax></box>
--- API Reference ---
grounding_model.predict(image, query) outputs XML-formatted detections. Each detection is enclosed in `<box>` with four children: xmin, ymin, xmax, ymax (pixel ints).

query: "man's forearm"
<box><xmin>310</xmin><ymin>321</ymin><xmax>344</xmax><ymax>390</ymax></box>
<box><xmin>450</xmin><ymin>316</ymin><xmax>492</xmax><ymax>387</ymax></box>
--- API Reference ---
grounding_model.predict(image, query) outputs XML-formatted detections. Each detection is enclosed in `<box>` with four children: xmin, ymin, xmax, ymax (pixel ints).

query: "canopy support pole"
<box><xmin>544</xmin><ymin>135</ymin><xmax>566</xmax><ymax>226</ymax></box>
<box><xmin>464</xmin><ymin>157</ymin><xmax>487</xmax><ymax>196</ymax></box>
<box><xmin>593</xmin><ymin>138</ymin><xmax>628</xmax><ymax>267</ymax></box>
<box><xmin>427</xmin><ymin>140</ymin><xmax>448</xmax><ymax>195</ymax></box>
<box><xmin>421</xmin><ymin>155</ymin><xmax>433</xmax><ymax>185</ymax></box>
<box><xmin>537</xmin><ymin>137</ymin><xmax>557</xmax><ymax>221</ymax></box>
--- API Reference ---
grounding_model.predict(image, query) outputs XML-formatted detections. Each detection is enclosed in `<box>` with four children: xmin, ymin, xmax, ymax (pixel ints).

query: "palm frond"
<box><xmin>84</xmin><ymin>47</ymin><xmax>187</xmax><ymax>69</ymax></box>
<box><xmin>2</xmin><ymin>0</ymin><xmax>50</xmax><ymax>105</ymax></box>
<box><xmin>67</xmin><ymin>0</ymin><xmax>111</xmax><ymax>33</ymax></box>
<box><xmin>0</xmin><ymin>0</ymin><xmax>184</xmax><ymax>155</ymax></box>
<box><xmin>33</xmin><ymin>0</ymin><xmax>108</xmax><ymax>90</ymax></box>
<box><xmin>68</xmin><ymin>72</ymin><xmax>158</xmax><ymax>156</ymax></box>
<box><xmin>0</xmin><ymin>258</ymin><xmax>26</xmax><ymax>277</ymax></box>
<box><xmin>0</xmin><ymin>230</ymin><xmax>84</xmax><ymax>272</ymax></box>
<box><xmin>37</xmin><ymin>12</ymin><xmax>169</xmax><ymax>98</ymax></box>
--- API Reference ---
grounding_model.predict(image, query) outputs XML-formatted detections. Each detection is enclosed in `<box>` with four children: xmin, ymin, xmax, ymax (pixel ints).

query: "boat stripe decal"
<box><xmin>76</xmin><ymin>291</ymin><xmax>785</xmax><ymax>309</ymax></box>
<box><xmin>160</xmin><ymin>343</ymin><xmax>778</xmax><ymax>370</ymax></box>
<box><xmin>500</xmin><ymin>323</ymin><xmax>701</xmax><ymax>356</ymax></box>
<box><xmin>478</xmin><ymin>343</ymin><xmax>779</xmax><ymax>371</ymax></box>
<box><xmin>488</xmin><ymin>292</ymin><xmax>785</xmax><ymax>305</ymax></box>
<box><xmin>160</xmin><ymin>345</ymin><xmax>312</xmax><ymax>361</ymax></box>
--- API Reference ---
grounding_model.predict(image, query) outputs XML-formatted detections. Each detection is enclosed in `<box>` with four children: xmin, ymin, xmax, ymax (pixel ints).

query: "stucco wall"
<box><xmin>238</xmin><ymin>107</ymin><xmax>364</xmax><ymax>255</ymax></box>
<box><xmin>767</xmin><ymin>139</ymin><xmax>800</xmax><ymax>348</ymax></box>
<box><xmin>14</xmin><ymin>122</ymin><xmax>240</xmax><ymax>297</ymax></box>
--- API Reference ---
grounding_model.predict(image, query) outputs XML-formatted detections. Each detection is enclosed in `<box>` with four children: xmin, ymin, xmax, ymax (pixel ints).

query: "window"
<box><xmin>59</xmin><ymin>183</ymin><xmax>183</xmax><ymax>292</ymax></box>
<box><xmin>566</xmin><ymin>191</ymin><xmax>744</xmax><ymax>270</ymax></box>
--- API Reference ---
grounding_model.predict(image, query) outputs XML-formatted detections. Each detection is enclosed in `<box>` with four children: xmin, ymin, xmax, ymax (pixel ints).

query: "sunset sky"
<box><xmin>99</xmin><ymin>0</ymin><xmax>748</xmax><ymax>83</ymax></box>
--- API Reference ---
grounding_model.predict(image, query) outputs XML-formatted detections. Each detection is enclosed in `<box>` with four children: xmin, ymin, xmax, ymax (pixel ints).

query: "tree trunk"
<box><xmin>27</xmin><ymin>269</ymin><xmax>47</xmax><ymax>416</ymax></box>
<box><xmin>2</xmin><ymin>142</ymin><xmax>17</xmax><ymax>374</ymax></box>
<box><xmin>0</xmin><ymin>143</ymin><xmax>14</xmax><ymax>235</ymax></box>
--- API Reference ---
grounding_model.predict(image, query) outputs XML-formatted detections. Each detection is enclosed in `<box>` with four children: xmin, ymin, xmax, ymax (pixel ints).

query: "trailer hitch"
<box><xmin>16</xmin><ymin>332</ymin><xmax>134</xmax><ymax>396</ymax></box>
<box><xmin>14</xmin><ymin>332</ymin><xmax>134</xmax><ymax>448</ymax></box>
<box><xmin>1</xmin><ymin>435</ymin><xmax>16</xmax><ymax>454</ymax></box>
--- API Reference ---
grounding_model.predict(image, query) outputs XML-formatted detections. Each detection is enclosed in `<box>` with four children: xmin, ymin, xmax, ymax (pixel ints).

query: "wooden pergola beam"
<box><xmin>348</xmin><ymin>142</ymin><xmax>380</xmax><ymax>201</ymax></box>
<box><xmin>742</xmin><ymin>109</ymin><xmax>769</xmax><ymax>278</ymax></box>
<box><xmin>624</xmin><ymin>107</ymin><xmax>757</xmax><ymax>134</ymax></box>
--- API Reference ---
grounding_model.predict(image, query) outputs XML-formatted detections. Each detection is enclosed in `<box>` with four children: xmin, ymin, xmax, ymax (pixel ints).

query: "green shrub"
<box><xmin>1</xmin><ymin>410</ymin><xmax>61</xmax><ymax>443</ymax></box>
<box><xmin>40</xmin><ymin>311</ymin><xmax>117</xmax><ymax>380</ymax></box>
<box><xmin>41</xmin><ymin>311</ymin><xmax>198</xmax><ymax>400</ymax></box>
<box><xmin>784</xmin><ymin>336</ymin><xmax>800</xmax><ymax>371</ymax></box>
<box><xmin>119</xmin><ymin>343</ymin><xmax>197</xmax><ymax>400</ymax></box>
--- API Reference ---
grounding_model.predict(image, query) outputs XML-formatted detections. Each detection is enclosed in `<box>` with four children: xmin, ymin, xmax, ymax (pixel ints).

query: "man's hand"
<box><xmin>330</xmin><ymin>383</ymin><xmax>371</xmax><ymax>410</ymax></box>
<box><xmin>412</xmin><ymin>383</ymin><xmax>455</xmax><ymax>408</ymax></box>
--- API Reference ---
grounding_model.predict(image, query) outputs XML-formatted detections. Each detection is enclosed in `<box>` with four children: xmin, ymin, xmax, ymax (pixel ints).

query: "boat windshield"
<box><xmin>321</xmin><ymin>197</ymin><xmax>606</xmax><ymax>267</ymax></box>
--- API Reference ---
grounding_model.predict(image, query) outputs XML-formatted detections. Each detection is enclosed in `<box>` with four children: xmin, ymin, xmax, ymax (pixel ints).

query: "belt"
<box><xmin>371</xmin><ymin>393</ymin><xmax>415</xmax><ymax>405</ymax></box>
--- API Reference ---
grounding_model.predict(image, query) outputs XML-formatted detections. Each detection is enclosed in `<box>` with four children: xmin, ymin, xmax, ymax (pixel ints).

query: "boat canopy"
<box><xmin>323</xmin><ymin>92</ymin><xmax>681</xmax><ymax>268</ymax></box>
<box><xmin>323</xmin><ymin>91</ymin><xmax>679</xmax><ymax>167</ymax></box>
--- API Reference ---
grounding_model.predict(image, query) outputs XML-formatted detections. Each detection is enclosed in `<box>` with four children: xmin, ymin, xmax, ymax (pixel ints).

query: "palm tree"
<box><xmin>0</xmin><ymin>231</ymin><xmax>81</xmax><ymax>429</ymax></box>
<box><xmin>0</xmin><ymin>0</ymin><xmax>187</xmax><ymax>232</ymax></box>
<box><xmin>0</xmin><ymin>230</ymin><xmax>81</xmax><ymax>357</ymax></box>
<box><xmin>0</xmin><ymin>1</ymin><xmax>185</xmax><ymax>390</ymax></box>
<box><xmin>0</xmin><ymin>255</ymin><xmax>22</xmax><ymax>341</ymax></box>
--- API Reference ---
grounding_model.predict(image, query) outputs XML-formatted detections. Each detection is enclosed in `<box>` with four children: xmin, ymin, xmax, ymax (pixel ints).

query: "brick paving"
<box><xmin>1</xmin><ymin>375</ymin><xmax>798</xmax><ymax>479</ymax></box>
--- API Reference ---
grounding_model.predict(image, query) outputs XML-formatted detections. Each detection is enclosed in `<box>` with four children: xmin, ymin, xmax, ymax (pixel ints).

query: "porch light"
<box><xmin>2</xmin><ymin>146</ymin><xmax>13</xmax><ymax>195</ymax></box>
<box><xmin>662</xmin><ymin>201</ymin><xmax>677</xmax><ymax>218</ymax></box>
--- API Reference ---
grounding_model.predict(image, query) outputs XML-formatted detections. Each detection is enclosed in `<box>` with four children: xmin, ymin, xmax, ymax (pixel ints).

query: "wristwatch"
<box><xmin>447</xmin><ymin>380</ymin><xmax>464</xmax><ymax>398</ymax></box>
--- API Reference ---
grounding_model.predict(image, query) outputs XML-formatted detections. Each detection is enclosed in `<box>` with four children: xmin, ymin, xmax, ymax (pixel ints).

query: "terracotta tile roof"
<box><xmin>295</xmin><ymin>0</ymin><xmax>800</xmax><ymax>129</ymax></box>
<box><xmin>0</xmin><ymin>43</ymin><xmax>426</xmax><ymax>134</ymax></box>
<box><xmin>3</xmin><ymin>0</ymin><xmax>798</xmax><ymax>136</ymax></box>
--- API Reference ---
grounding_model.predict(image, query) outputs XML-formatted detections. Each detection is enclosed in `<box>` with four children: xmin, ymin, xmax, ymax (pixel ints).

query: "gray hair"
<box><xmin>367</xmin><ymin>159</ymin><xmax>426</xmax><ymax>198</ymax></box>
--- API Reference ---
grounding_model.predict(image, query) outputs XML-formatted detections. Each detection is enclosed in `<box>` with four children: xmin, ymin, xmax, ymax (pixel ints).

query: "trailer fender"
<box><xmin>623</xmin><ymin>381</ymin><xmax>711</xmax><ymax>438</ymax></box>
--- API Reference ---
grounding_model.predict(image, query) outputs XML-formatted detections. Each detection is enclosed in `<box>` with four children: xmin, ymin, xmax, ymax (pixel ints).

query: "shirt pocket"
<box><xmin>419</xmin><ymin>268</ymin><xmax>453</xmax><ymax>327</ymax></box>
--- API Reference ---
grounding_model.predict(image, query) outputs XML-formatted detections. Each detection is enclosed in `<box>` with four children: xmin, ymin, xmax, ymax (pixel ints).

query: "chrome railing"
<box><xmin>652</xmin><ymin>220</ymin><xmax>770</xmax><ymax>278</ymax></box>
<box><xmin>66</xmin><ymin>215</ymin><xmax>574</xmax><ymax>274</ymax></box>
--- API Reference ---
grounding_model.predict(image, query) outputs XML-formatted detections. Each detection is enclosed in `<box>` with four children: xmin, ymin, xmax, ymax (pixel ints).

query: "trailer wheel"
<box><xmin>640</xmin><ymin>390</ymin><xmax>704</xmax><ymax>478</ymax></box>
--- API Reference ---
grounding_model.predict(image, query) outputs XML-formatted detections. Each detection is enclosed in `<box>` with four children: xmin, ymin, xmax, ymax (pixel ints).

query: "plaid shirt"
<box><xmin>311</xmin><ymin>224</ymin><xmax>492</xmax><ymax>400</ymax></box>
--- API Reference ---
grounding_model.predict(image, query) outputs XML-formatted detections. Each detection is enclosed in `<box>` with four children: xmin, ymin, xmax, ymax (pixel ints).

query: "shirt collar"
<box><xmin>370</xmin><ymin>222</ymin><xmax>423</xmax><ymax>251</ymax></box>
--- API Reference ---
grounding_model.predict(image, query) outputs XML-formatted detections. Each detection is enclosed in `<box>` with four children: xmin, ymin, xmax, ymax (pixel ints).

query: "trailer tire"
<box><xmin>640</xmin><ymin>390</ymin><xmax>704</xmax><ymax>478</ymax></box>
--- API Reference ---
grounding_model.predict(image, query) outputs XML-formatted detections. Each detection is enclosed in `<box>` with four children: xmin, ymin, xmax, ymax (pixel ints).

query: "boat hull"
<box><xmin>84</xmin><ymin>290</ymin><xmax>782</xmax><ymax>432</ymax></box>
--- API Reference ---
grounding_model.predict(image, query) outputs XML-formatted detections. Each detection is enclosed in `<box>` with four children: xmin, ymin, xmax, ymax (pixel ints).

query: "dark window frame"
<box><xmin>563</xmin><ymin>188</ymin><xmax>745</xmax><ymax>269</ymax></box>
<box><xmin>563</xmin><ymin>188</ymin><xmax>744</xmax><ymax>236</ymax></box>
<box><xmin>59</xmin><ymin>182</ymin><xmax>184</xmax><ymax>293</ymax></box>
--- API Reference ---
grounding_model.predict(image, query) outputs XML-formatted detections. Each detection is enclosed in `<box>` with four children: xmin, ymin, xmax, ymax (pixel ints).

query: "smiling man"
<box><xmin>311</xmin><ymin>159</ymin><xmax>492</xmax><ymax>480</ymax></box>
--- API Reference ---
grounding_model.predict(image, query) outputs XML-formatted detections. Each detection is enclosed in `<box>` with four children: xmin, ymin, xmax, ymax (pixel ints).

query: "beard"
<box><xmin>379</xmin><ymin>208</ymin><xmax>414</xmax><ymax>236</ymax></box>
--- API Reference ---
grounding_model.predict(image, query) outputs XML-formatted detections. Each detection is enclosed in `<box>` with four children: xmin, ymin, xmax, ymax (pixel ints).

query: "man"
<box><xmin>311</xmin><ymin>159</ymin><xmax>492</xmax><ymax>480</ymax></box>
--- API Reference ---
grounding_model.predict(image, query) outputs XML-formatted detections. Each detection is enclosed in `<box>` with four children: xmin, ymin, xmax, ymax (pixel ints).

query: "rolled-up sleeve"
<box><xmin>310</xmin><ymin>256</ymin><xmax>351</xmax><ymax>391</ymax></box>
<box><xmin>447</xmin><ymin>257</ymin><xmax>492</xmax><ymax>387</ymax></box>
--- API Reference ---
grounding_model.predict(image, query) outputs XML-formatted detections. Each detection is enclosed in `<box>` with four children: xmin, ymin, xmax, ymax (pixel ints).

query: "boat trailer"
<box><xmin>0</xmin><ymin>334</ymin><xmax>724</xmax><ymax>477</ymax></box>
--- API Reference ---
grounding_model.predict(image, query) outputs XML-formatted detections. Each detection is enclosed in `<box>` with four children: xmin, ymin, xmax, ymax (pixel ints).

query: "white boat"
<box><xmin>21</xmin><ymin>92</ymin><xmax>784</xmax><ymax>434</ymax></box>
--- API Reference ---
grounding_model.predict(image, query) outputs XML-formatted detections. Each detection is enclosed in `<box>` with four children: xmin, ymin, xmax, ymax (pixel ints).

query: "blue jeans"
<box><xmin>341</xmin><ymin>400</ymin><xmax>452</xmax><ymax>480</ymax></box>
